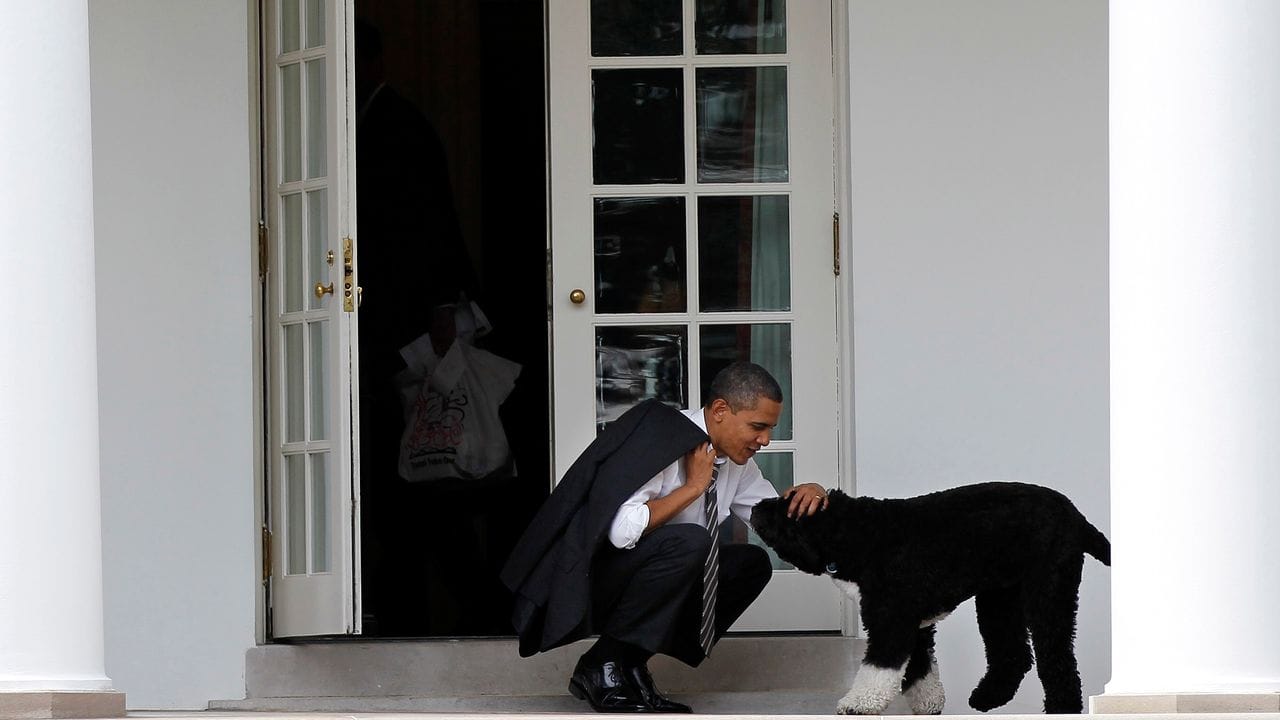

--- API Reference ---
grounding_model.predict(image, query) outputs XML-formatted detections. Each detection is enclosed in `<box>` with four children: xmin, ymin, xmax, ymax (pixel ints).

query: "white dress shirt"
<box><xmin>607</xmin><ymin>406</ymin><xmax>779</xmax><ymax>549</ymax></box>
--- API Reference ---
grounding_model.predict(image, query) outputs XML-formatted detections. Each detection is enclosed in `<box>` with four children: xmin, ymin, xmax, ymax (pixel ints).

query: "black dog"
<box><xmin>750</xmin><ymin>482</ymin><xmax>1109</xmax><ymax>715</ymax></box>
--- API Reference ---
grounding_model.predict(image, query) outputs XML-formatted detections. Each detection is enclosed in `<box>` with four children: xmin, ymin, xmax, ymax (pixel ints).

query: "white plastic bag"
<box><xmin>396</xmin><ymin>337</ymin><xmax>521</xmax><ymax>482</ymax></box>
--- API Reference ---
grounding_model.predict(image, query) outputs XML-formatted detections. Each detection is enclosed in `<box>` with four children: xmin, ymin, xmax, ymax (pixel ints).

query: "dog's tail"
<box><xmin>1081</xmin><ymin>519</ymin><xmax>1111</xmax><ymax>566</ymax></box>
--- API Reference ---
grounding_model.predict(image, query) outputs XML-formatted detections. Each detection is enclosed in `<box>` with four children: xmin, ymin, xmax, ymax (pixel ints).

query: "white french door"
<box><xmin>548</xmin><ymin>0</ymin><xmax>842</xmax><ymax>630</ymax></box>
<box><xmin>264</xmin><ymin>0</ymin><xmax>361</xmax><ymax>637</ymax></box>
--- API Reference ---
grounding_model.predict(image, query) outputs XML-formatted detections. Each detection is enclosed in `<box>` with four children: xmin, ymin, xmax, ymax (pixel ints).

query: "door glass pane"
<box><xmin>593</xmin><ymin>69</ymin><xmax>684</xmax><ymax>185</ymax></box>
<box><xmin>286</xmin><ymin>453</ymin><xmax>305</xmax><ymax>574</ymax></box>
<box><xmin>591</xmin><ymin>0</ymin><xmax>682</xmax><ymax>57</ymax></box>
<box><xmin>696</xmin><ymin>66</ymin><xmax>788</xmax><ymax>183</ymax></box>
<box><xmin>303</xmin><ymin>60</ymin><xmax>325</xmax><ymax>180</ymax></box>
<box><xmin>306</xmin><ymin>189</ymin><xmax>328</xmax><ymax>310</ymax></box>
<box><xmin>306</xmin><ymin>59</ymin><xmax>326</xmax><ymax>179</ymax></box>
<box><xmin>305</xmin><ymin>0</ymin><xmax>324</xmax><ymax>49</ymax></box>
<box><xmin>281</xmin><ymin>63</ymin><xmax>302</xmax><ymax>183</ymax></box>
<box><xmin>596</xmin><ymin>325</ymin><xmax>688</xmax><ymax>431</ymax></box>
<box><xmin>280</xmin><ymin>0</ymin><xmax>300</xmax><ymax>54</ymax></box>
<box><xmin>594</xmin><ymin>197</ymin><xmax>686</xmax><ymax>313</ymax></box>
<box><xmin>699</xmin><ymin>323</ymin><xmax>791</xmax><ymax>439</ymax></box>
<box><xmin>285</xmin><ymin>323</ymin><xmax>305</xmax><ymax>442</ymax></box>
<box><xmin>698</xmin><ymin>195</ymin><xmax>790</xmax><ymax>311</ymax></box>
<box><xmin>748</xmin><ymin>451</ymin><xmax>793</xmax><ymax>569</ymax></box>
<box><xmin>283</xmin><ymin>193</ymin><xmax>304</xmax><ymax>312</ymax></box>
<box><xmin>309</xmin><ymin>321</ymin><xmax>327</xmax><ymax>440</ymax></box>
<box><xmin>696</xmin><ymin>0</ymin><xmax>787</xmax><ymax>55</ymax></box>
<box><xmin>310</xmin><ymin>453</ymin><xmax>329</xmax><ymax>572</ymax></box>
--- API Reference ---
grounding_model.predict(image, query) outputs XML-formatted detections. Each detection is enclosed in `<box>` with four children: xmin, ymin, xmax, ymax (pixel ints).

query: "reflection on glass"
<box><xmin>306</xmin><ymin>190</ymin><xmax>327</xmax><ymax>310</ymax></box>
<box><xmin>696</xmin><ymin>0</ymin><xmax>786</xmax><ymax>55</ymax></box>
<box><xmin>280</xmin><ymin>0</ymin><xmax>300</xmax><ymax>54</ymax></box>
<box><xmin>596</xmin><ymin>325</ymin><xmax>688</xmax><ymax>432</ymax></box>
<box><xmin>281</xmin><ymin>64</ymin><xmax>302</xmax><ymax>182</ymax></box>
<box><xmin>309</xmin><ymin>321</ymin><xmax>327</xmax><ymax>440</ymax></box>
<box><xmin>306</xmin><ymin>59</ymin><xmax>326</xmax><ymax>179</ymax></box>
<box><xmin>310</xmin><ymin>453</ymin><xmax>328</xmax><ymax>572</ymax></box>
<box><xmin>591</xmin><ymin>0</ymin><xmax>682</xmax><ymax>56</ymax></box>
<box><xmin>594</xmin><ymin>197</ymin><xmax>686</xmax><ymax>313</ymax></box>
<box><xmin>751</xmin><ymin>452</ymin><xmax>794</xmax><ymax>569</ymax></box>
<box><xmin>283</xmin><ymin>193</ymin><xmax>303</xmax><ymax>312</ymax></box>
<box><xmin>593</xmin><ymin>69</ymin><xmax>684</xmax><ymax>185</ymax></box>
<box><xmin>698</xmin><ymin>195</ymin><xmax>790</xmax><ymax>311</ymax></box>
<box><xmin>285</xmin><ymin>323</ymin><xmax>305</xmax><ymax>443</ymax></box>
<box><xmin>286</xmin><ymin>453</ymin><xmax>305</xmax><ymax>574</ymax></box>
<box><xmin>696</xmin><ymin>66</ymin><xmax>788</xmax><ymax>183</ymax></box>
<box><xmin>305</xmin><ymin>0</ymin><xmax>324</xmax><ymax>49</ymax></box>
<box><xmin>699</xmin><ymin>323</ymin><xmax>791</xmax><ymax>439</ymax></box>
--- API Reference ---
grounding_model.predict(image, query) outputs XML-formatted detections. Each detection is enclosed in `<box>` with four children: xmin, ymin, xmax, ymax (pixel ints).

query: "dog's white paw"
<box><xmin>903</xmin><ymin>661</ymin><xmax>945</xmax><ymax>715</ymax></box>
<box><xmin>837</xmin><ymin>688</ymin><xmax>893</xmax><ymax>715</ymax></box>
<box><xmin>835</xmin><ymin>663</ymin><xmax>904</xmax><ymax>715</ymax></box>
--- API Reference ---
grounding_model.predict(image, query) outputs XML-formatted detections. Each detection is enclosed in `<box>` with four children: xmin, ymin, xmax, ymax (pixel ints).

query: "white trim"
<box><xmin>830</xmin><ymin>0</ymin><xmax>859</xmax><ymax>640</ymax></box>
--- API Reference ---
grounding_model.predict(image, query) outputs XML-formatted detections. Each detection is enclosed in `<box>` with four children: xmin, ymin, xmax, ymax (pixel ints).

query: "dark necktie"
<box><xmin>699</xmin><ymin>462</ymin><xmax>722</xmax><ymax>656</ymax></box>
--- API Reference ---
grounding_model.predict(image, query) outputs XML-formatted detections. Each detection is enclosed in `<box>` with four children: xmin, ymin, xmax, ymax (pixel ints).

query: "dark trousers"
<box><xmin>589</xmin><ymin>523</ymin><xmax>772</xmax><ymax>667</ymax></box>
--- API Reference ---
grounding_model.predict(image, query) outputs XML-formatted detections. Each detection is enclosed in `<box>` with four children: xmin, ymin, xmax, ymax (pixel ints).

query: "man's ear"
<box><xmin>708</xmin><ymin>397</ymin><xmax>731</xmax><ymax>422</ymax></box>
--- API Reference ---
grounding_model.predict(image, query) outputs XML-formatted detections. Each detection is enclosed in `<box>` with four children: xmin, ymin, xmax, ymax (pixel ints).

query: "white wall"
<box><xmin>89</xmin><ymin>0</ymin><xmax>256</xmax><ymax>709</ymax></box>
<box><xmin>847</xmin><ymin>0</ymin><xmax>1108</xmax><ymax>713</ymax></box>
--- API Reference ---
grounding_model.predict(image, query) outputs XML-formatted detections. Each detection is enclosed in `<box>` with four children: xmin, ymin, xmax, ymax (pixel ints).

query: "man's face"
<box><xmin>707</xmin><ymin>396</ymin><xmax>782</xmax><ymax>465</ymax></box>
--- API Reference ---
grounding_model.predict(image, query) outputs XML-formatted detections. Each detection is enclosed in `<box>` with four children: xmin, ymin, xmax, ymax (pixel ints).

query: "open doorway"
<box><xmin>353</xmin><ymin>0</ymin><xmax>548</xmax><ymax>637</ymax></box>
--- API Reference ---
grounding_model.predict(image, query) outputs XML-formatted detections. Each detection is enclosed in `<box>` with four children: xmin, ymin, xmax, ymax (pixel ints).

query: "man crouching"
<box><xmin>501</xmin><ymin>361</ymin><xmax>828</xmax><ymax>713</ymax></box>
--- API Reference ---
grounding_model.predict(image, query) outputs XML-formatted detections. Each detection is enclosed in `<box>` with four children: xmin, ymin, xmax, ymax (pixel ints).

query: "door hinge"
<box><xmin>546</xmin><ymin>248</ymin><xmax>553</xmax><ymax>321</ymax></box>
<box><xmin>832</xmin><ymin>212</ymin><xmax>841</xmax><ymax>277</ymax></box>
<box><xmin>261</xmin><ymin>525</ymin><xmax>272</xmax><ymax>583</ymax></box>
<box><xmin>258</xmin><ymin>221</ymin><xmax>270</xmax><ymax>279</ymax></box>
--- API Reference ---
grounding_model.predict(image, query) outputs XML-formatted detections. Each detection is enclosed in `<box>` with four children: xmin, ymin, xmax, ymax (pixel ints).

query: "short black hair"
<box><xmin>707</xmin><ymin>361</ymin><xmax>783</xmax><ymax>411</ymax></box>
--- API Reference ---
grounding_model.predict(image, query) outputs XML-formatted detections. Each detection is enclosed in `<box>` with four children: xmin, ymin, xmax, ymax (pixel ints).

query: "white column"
<box><xmin>1100</xmin><ymin>0</ymin><xmax>1280</xmax><ymax>712</ymax></box>
<box><xmin>0</xmin><ymin>1</ymin><xmax>122</xmax><ymax>716</ymax></box>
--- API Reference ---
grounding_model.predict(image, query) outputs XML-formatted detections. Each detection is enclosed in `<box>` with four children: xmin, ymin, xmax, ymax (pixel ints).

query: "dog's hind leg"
<box><xmin>968</xmin><ymin>587</ymin><xmax>1033</xmax><ymax>712</ymax></box>
<box><xmin>901</xmin><ymin>626</ymin><xmax>945</xmax><ymax>714</ymax></box>
<box><xmin>837</xmin><ymin>626</ymin><xmax>914</xmax><ymax>715</ymax></box>
<box><xmin>1025</xmin><ymin>556</ymin><xmax>1085</xmax><ymax>714</ymax></box>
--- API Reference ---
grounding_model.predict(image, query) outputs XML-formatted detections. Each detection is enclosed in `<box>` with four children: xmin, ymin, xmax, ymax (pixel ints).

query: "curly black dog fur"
<box><xmin>750</xmin><ymin>482</ymin><xmax>1109</xmax><ymax>715</ymax></box>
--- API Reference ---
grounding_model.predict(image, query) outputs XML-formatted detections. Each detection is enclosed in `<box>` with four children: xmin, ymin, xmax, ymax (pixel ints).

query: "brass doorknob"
<box><xmin>315</xmin><ymin>282</ymin><xmax>334</xmax><ymax>299</ymax></box>
<box><xmin>569</xmin><ymin>288</ymin><xmax>586</xmax><ymax>304</ymax></box>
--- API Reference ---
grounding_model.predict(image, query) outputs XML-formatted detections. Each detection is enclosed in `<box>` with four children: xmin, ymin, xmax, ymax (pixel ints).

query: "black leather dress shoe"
<box><xmin>568</xmin><ymin>660</ymin><xmax>649</xmax><ymax>713</ymax></box>
<box><xmin>626</xmin><ymin>663</ymin><xmax>693</xmax><ymax>713</ymax></box>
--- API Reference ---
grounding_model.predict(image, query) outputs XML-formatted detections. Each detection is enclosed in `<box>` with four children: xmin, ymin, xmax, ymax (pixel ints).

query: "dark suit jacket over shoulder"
<box><xmin>500</xmin><ymin>399</ymin><xmax>708</xmax><ymax>657</ymax></box>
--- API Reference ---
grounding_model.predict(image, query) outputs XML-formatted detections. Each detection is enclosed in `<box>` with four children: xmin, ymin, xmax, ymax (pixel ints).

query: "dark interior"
<box><xmin>353</xmin><ymin>0</ymin><xmax>549</xmax><ymax>637</ymax></box>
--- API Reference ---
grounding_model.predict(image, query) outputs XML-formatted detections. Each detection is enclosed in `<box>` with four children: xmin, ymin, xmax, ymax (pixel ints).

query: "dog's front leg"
<box><xmin>901</xmin><ymin>626</ymin><xmax>945</xmax><ymax>715</ymax></box>
<box><xmin>837</xmin><ymin>628</ymin><xmax>915</xmax><ymax>715</ymax></box>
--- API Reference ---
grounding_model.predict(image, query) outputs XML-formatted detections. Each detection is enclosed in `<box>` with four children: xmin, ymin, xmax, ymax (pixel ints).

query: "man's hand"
<box><xmin>683</xmin><ymin>442</ymin><xmax>717</xmax><ymax>494</ymax></box>
<box><xmin>782</xmin><ymin>482</ymin><xmax>828</xmax><ymax>518</ymax></box>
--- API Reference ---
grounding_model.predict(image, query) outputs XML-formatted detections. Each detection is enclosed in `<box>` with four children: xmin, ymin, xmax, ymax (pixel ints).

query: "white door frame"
<box><xmin>245</xmin><ymin>0</ymin><xmax>861</xmax><ymax>642</ymax></box>
<box><xmin>830</xmin><ymin>0</ymin><xmax>858</xmax><ymax>637</ymax></box>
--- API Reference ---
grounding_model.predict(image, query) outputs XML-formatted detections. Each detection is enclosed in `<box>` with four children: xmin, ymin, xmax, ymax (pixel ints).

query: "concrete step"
<box><xmin>210</xmin><ymin>690</ymin><xmax>873</xmax><ymax>715</ymax></box>
<box><xmin>215</xmin><ymin>636</ymin><xmax>866</xmax><ymax>712</ymax></box>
